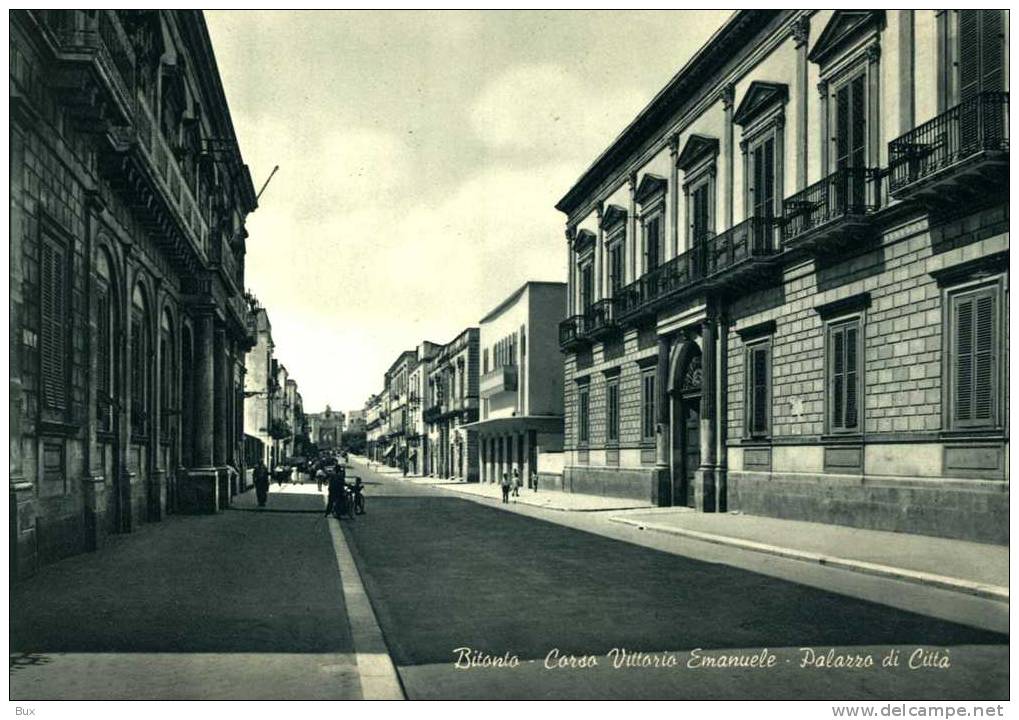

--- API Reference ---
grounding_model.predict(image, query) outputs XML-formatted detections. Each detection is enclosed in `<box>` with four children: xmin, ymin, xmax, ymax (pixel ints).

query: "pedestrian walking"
<box><xmin>325</xmin><ymin>464</ymin><xmax>348</xmax><ymax>518</ymax></box>
<box><xmin>316</xmin><ymin>465</ymin><xmax>327</xmax><ymax>492</ymax></box>
<box><xmin>253</xmin><ymin>460</ymin><xmax>270</xmax><ymax>508</ymax></box>
<box><xmin>500</xmin><ymin>473</ymin><xmax>511</xmax><ymax>504</ymax></box>
<box><xmin>531</xmin><ymin>469</ymin><xmax>539</xmax><ymax>493</ymax></box>
<box><xmin>512</xmin><ymin>467</ymin><xmax>521</xmax><ymax>497</ymax></box>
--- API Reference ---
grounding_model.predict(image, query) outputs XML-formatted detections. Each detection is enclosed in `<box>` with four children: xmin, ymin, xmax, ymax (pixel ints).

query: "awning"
<box><xmin>461</xmin><ymin>415</ymin><xmax>564</xmax><ymax>435</ymax></box>
<box><xmin>383</xmin><ymin>445</ymin><xmax>396</xmax><ymax>457</ymax></box>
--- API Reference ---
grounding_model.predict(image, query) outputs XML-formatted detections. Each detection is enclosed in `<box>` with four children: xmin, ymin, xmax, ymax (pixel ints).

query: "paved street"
<box><xmin>10</xmin><ymin>487</ymin><xmax>361</xmax><ymax>700</ymax></box>
<box><xmin>10</xmin><ymin>462</ymin><xmax>1008</xmax><ymax>700</ymax></box>
<box><xmin>343</xmin><ymin>460</ymin><xmax>1008</xmax><ymax>700</ymax></box>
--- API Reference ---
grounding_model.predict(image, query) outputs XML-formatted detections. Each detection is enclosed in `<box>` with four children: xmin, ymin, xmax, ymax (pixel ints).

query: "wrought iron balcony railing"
<box><xmin>558</xmin><ymin>314</ymin><xmax>590</xmax><ymax>350</ymax></box>
<box><xmin>888</xmin><ymin>91</ymin><xmax>1009</xmax><ymax>197</ymax></box>
<box><xmin>702</xmin><ymin>216</ymin><xmax>781</xmax><ymax>278</ymax></box>
<box><xmin>615</xmin><ymin>243</ymin><xmax>705</xmax><ymax>321</ymax></box>
<box><xmin>782</xmin><ymin>167</ymin><xmax>881</xmax><ymax>246</ymax></box>
<box><xmin>39</xmin><ymin>10</ymin><xmax>136</xmax><ymax>123</ymax></box>
<box><xmin>586</xmin><ymin>298</ymin><xmax>620</xmax><ymax>339</ymax></box>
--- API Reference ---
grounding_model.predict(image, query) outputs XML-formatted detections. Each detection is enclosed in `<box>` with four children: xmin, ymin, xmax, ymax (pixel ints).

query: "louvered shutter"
<box><xmin>749</xmin><ymin>345</ymin><xmax>769</xmax><ymax>435</ymax></box>
<box><xmin>832</xmin><ymin>327</ymin><xmax>845</xmax><ymax>430</ymax></box>
<box><xmin>845</xmin><ymin>325</ymin><xmax>859</xmax><ymax>429</ymax></box>
<box><xmin>958</xmin><ymin>11</ymin><xmax>981</xmax><ymax>102</ymax></box>
<box><xmin>980</xmin><ymin>11</ymin><xmax>1004</xmax><ymax>92</ymax></box>
<box><xmin>954</xmin><ymin>296</ymin><xmax>974</xmax><ymax>422</ymax></box>
<box><xmin>41</xmin><ymin>241</ymin><xmax>67</xmax><ymax>410</ymax></box>
<box><xmin>835</xmin><ymin>84</ymin><xmax>850</xmax><ymax>169</ymax></box>
<box><xmin>954</xmin><ymin>289</ymin><xmax>997</xmax><ymax>427</ymax></box>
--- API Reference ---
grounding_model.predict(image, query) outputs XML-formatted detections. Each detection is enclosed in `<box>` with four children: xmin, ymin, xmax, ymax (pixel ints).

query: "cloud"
<box><xmin>469</xmin><ymin>63</ymin><xmax>648</xmax><ymax>162</ymax></box>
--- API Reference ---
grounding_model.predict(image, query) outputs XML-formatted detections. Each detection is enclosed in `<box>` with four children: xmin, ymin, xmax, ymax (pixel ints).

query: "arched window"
<box><xmin>160</xmin><ymin>308</ymin><xmax>175</xmax><ymax>442</ymax></box>
<box><xmin>95</xmin><ymin>250</ymin><xmax>115</xmax><ymax>434</ymax></box>
<box><xmin>130</xmin><ymin>284</ymin><xmax>151</xmax><ymax>440</ymax></box>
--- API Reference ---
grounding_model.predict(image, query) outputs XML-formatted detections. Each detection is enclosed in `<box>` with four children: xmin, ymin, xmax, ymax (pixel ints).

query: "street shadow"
<box><xmin>344</xmin><ymin>496</ymin><xmax>1007</xmax><ymax>668</ymax></box>
<box><xmin>10</xmin><ymin>492</ymin><xmax>355</xmax><ymax>655</ymax></box>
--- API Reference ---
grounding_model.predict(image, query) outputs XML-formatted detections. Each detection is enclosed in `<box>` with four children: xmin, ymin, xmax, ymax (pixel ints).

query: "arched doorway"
<box><xmin>671</xmin><ymin>345</ymin><xmax>702</xmax><ymax>508</ymax></box>
<box><xmin>95</xmin><ymin>248</ymin><xmax>122</xmax><ymax>533</ymax></box>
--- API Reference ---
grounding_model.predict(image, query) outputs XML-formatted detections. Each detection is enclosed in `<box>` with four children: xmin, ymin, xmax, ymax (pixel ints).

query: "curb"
<box><xmin>437</xmin><ymin>483</ymin><xmax>650</xmax><ymax>513</ymax></box>
<box><xmin>608</xmin><ymin>516</ymin><xmax>1009</xmax><ymax>603</ymax></box>
<box><xmin>327</xmin><ymin>518</ymin><xmax>405</xmax><ymax>700</ymax></box>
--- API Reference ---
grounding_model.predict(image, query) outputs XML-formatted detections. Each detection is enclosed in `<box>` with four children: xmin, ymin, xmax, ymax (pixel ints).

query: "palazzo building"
<box><xmin>425</xmin><ymin>328</ymin><xmax>480</xmax><ymax>481</ymax></box>
<box><xmin>10</xmin><ymin>10</ymin><xmax>259</xmax><ymax>575</ymax></box>
<box><xmin>557</xmin><ymin>10</ymin><xmax>1008</xmax><ymax>543</ymax></box>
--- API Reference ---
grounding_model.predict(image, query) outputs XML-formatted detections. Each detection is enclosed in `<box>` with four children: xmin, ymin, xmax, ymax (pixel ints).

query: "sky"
<box><xmin>205</xmin><ymin>10</ymin><xmax>732</xmax><ymax>414</ymax></box>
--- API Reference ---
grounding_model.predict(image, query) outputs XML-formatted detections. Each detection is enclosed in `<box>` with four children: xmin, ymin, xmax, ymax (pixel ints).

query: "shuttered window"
<box><xmin>606</xmin><ymin>380</ymin><xmax>620</xmax><ymax>443</ymax></box>
<box><xmin>644</xmin><ymin>215</ymin><xmax>661</xmax><ymax>272</ymax></box>
<box><xmin>952</xmin><ymin>286</ymin><xmax>998</xmax><ymax>428</ymax></box>
<box><xmin>745</xmin><ymin>342</ymin><xmax>770</xmax><ymax>437</ymax></box>
<box><xmin>751</xmin><ymin>137</ymin><xmax>776</xmax><ymax>219</ymax></box>
<box><xmin>690</xmin><ymin>182</ymin><xmax>710</xmax><ymax>242</ymax></box>
<box><xmin>577</xmin><ymin>385</ymin><xmax>590</xmax><ymax>445</ymax></box>
<box><xmin>834</xmin><ymin>74</ymin><xmax>867</xmax><ymax>170</ymax></box>
<box><xmin>828</xmin><ymin>319</ymin><xmax>862</xmax><ymax>433</ymax></box>
<box><xmin>958</xmin><ymin>10</ymin><xmax>1004</xmax><ymax>101</ymax></box>
<box><xmin>608</xmin><ymin>240</ymin><xmax>624</xmax><ymax>296</ymax></box>
<box><xmin>641</xmin><ymin>370</ymin><xmax>656</xmax><ymax>443</ymax></box>
<box><xmin>40</xmin><ymin>239</ymin><xmax>68</xmax><ymax>411</ymax></box>
<box><xmin>579</xmin><ymin>261</ymin><xmax>594</xmax><ymax>314</ymax></box>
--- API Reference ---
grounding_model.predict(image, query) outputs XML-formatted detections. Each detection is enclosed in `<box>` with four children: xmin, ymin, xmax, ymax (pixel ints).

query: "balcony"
<box><xmin>101</xmin><ymin>94</ymin><xmax>212</xmax><ymax>271</ymax></box>
<box><xmin>480</xmin><ymin>364</ymin><xmax>518</xmax><ymax>398</ymax></box>
<box><xmin>39</xmin><ymin>10</ymin><xmax>136</xmax><ymax>126</ymax></box>
<box><xmin>423</xmin><ymin>404</ymin><xmax>442</xmax><ymax>424</ymax></box>
<box><xmin>782</xmin><ymin>167</ymin><xmax>881</xmax><ymax>251</ymax></box>
<box><xmin>587</xmin><ymin>298</ymin><xmax>620</xmax><ymax>340</ymax></box>
<box><xmin>701</xmin><ymin>216</ymin><xmax>782</xmax><ymax>290</ymax></box>
<box><xmin>888</xmin><ymin>91</ymin><xmax>1009</xmax><ymax>204</ymax></box>
<box><xmin>615</xmin><ymin>244</ymin><xmax>705</xmax><ymax>323</ymax></box>
<box><xmin>558</xmin><ymin>314</ymin><xmax>590</xmax><ymax>351</ymax></box>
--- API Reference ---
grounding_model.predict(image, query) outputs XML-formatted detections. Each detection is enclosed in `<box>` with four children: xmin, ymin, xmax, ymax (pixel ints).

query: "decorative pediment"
<box><xmin>676</xmin><ymin>134</ymin><xmax>719</xmax><ymax>172</ymax></box>
<box><xmin>733</xmin><ymin>81</ymin><xmax>789</xmax><ymax>127</ymax></box>
<box><xmin>808</xmin><ymin>10</ymin><xmax>885</xmax><ymax>67</ymax></box>
<box><xmin>634</xmin><ymin>174</ymin><xmax>667</xmax><ymax>205</ymax></box>
<box><xmin>600</xmin><ymin>204</ymin><xmax>627</xmax><ymax>230</ymax></box>
<box><xmin>574</xmin><ymin>229</ymin><xmax>596</xmax><ymax>252</ymax></box>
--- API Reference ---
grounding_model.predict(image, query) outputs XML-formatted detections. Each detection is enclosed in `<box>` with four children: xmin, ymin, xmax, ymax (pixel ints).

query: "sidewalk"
<box><xmin>438</xmin><ymin>479</ymin><xmax>654</xmax><ymax>512</ymax></box>
<box><xmin>610</xmin><ymin>510</ymin><xmax>1009</xmax><ymax>602</ymax></box>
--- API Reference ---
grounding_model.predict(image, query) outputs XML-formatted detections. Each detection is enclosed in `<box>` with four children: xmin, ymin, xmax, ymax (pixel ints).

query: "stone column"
<box><xmin>213</xmin><ymin>326</ymin><xmax>229</xmax><ymax>509</ymax></box>
<box><xmin>898</xmin><ymin>11</ymin><xmax>915</xmax><ymax>135</ymax></box>
<box><xmin>818</xmin><ymin>79</ymin><xmax>830</xmax><ymax>176</ymax></box>
<box><xmin>697</xmin><ymin>313</ymin><xmax>718</xmax><ymax>512</ymax></box>
<box><xmin>716</xmin><ymin>313</ymin><xmax>729</xmax><ymax>512</ymax></box>
<box><xmin>565</xmin><ymin>228</ymin><xmax>575</xmax><ymax>316</ymax></box>
<box><xmin>669</xmin><ymin>133</ymin><xmax>680</xmax><ymax>256</ymax></box>
<box><xmin>149</xmin><ymin>280</ymin><xmax>165</xmax><ymax>523</ymax></box>
<box><xmin>721</xmin><ymin>83</ymin><xmax>735</xmax><ymax>230</ymax></box>
<box><xmin>182</xmin><ymin>312</ymin><xmax>218</xmax><ymax>513</ymax></box>
<box><xmin>654</xmin><ymin>336</ymin><xmax>671</xmax><ymax>506</ymax></box>
<box><xmin>83</xmin><ymin>190</ymin><xmax>109</xmax><ymax>548</ymax></box>
<box><xmin>118</xmin><ymin>257</ymin><xmax>136</xmax><ymax>533</ymax></box>
<box><xmin>595</xmin><ymin>203</ymin><xmax>604</xmax><ymax>300</ymax></box>
<box><xmin>792</xmin><ymin>15</ymin><xmax>809</xmax><ymax>191</ymax></box>
<box><xmin>627</xmin><ymin>172</ymin><xmax>637</xmax><ymax>283</ymax></box>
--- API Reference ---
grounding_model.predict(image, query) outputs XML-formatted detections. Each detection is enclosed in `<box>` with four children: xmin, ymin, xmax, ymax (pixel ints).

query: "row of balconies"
<box><xmin>423</xmin><ymin>396</ymin><xmax>480</xmax><ymax>423</ymax></box>
<box><xmin>560</xmin><ymin>90</ymin><xmax>1009</xmax><ymax>351</ymax></box>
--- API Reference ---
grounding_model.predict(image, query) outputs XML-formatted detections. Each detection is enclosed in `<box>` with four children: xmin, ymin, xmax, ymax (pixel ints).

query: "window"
<box><xmin>690</xmin><ymin>181</ymin><xmax>711</xmax><ymax>243</ymax></box>
<box><xmin>483</xmin><ymin>348</ymin><xmax>489</xmax><ymax>374</ymax></box>
<box><xmin>958</xmin><ymin>11</ymin><xmax>1004</xmax><ymax>101</ymax></box>
<box><xmin>834</xmin><ymin>73</ymin><xmax>867</xmax><ymax>171</ymax></box>
<box><xmin>520</xmin><ymin>325</ymin><xmax>526</xmax><ymax>358</ymax></box>
<box><xmin>827</xmin><ymin>318</ymin><xmax>862</xmax><ymax>433</ymax></box>
<box><xmin>606</xmin><ymin>379</ymin><xmax>620</xmax><ymax>443</ymax></box>
<box><xmin>745</xmin><ymin>341</ymin><xmax>771</xmax><ymax>438</ymax></box>
<box><xmin>96</xmin><ymin>284</ymin><xmax>113</xmax><ymax>432</ymax></box>
<box><xmin>608</xmin><ymin>239</ymin><xmax>625</xmax><ymax>296</ymax></box>
<box><xmin>130</xmin><ymin>287</ymin><xmax>150</xmax><ymax>439</ymax></box>
<box><xmin>950</xmin><ymin>284</ymin><xmax>999</xmax><ymax>429</ymax></box>
<box><xmin>643</xmin><ymin>213</ymin><xmax>662</xmax><ymax>272</ymax></box>
<box><xmin>641</xmin><ymin>370</ymin><xmax>656</xmax><ymax>444</ymax></box>
<box><xmin>577</xmin><ymin>385</ymin><xmax>590</xmax><ymax>445</ymax></box>
<box><xmin>579</xmin><ymin>260</ymin><xmax>594</xmax><ymax>313</ymax></box>
<box><xmin>749</xmin><ymin>136</ymin><xmax>776</xmax><ymax>219</ymax></box>
<box><xmin>40</xmin><ymin>237</ymin><xmax>69</xmax><ymax>411</ymax></box>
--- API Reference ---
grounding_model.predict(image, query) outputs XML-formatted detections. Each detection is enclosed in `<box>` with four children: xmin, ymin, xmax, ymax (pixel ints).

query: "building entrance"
<box><xmin>671</xmin><ymin>347</ymin><xmax>702</xmax><ymax>507</ymax></box>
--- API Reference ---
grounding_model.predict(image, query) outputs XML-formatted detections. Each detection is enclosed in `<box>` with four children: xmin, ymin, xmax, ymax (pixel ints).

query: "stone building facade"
<box><xmin>10</xmin><ymin>10</ymin><xmax>259</xmax><ymax>575</ymax></box>
<box><xmin>307</xmin><ymin>406</ymin><xmax>344</xmax><ymax>451</ymax></box>
<box><xmin>556</xmin><ymin>10</ymin><xmax>1008</xmax><ymax>543</ymax></box>
<box><xmin>425</xmin><ymin>328</ymin><xmax>480</xmax><ymax>481</ymax></box>
<box><xmin>243</xmin><ymin>300</ymin><xmax>274</xmax><ymax>469</ymax></box>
